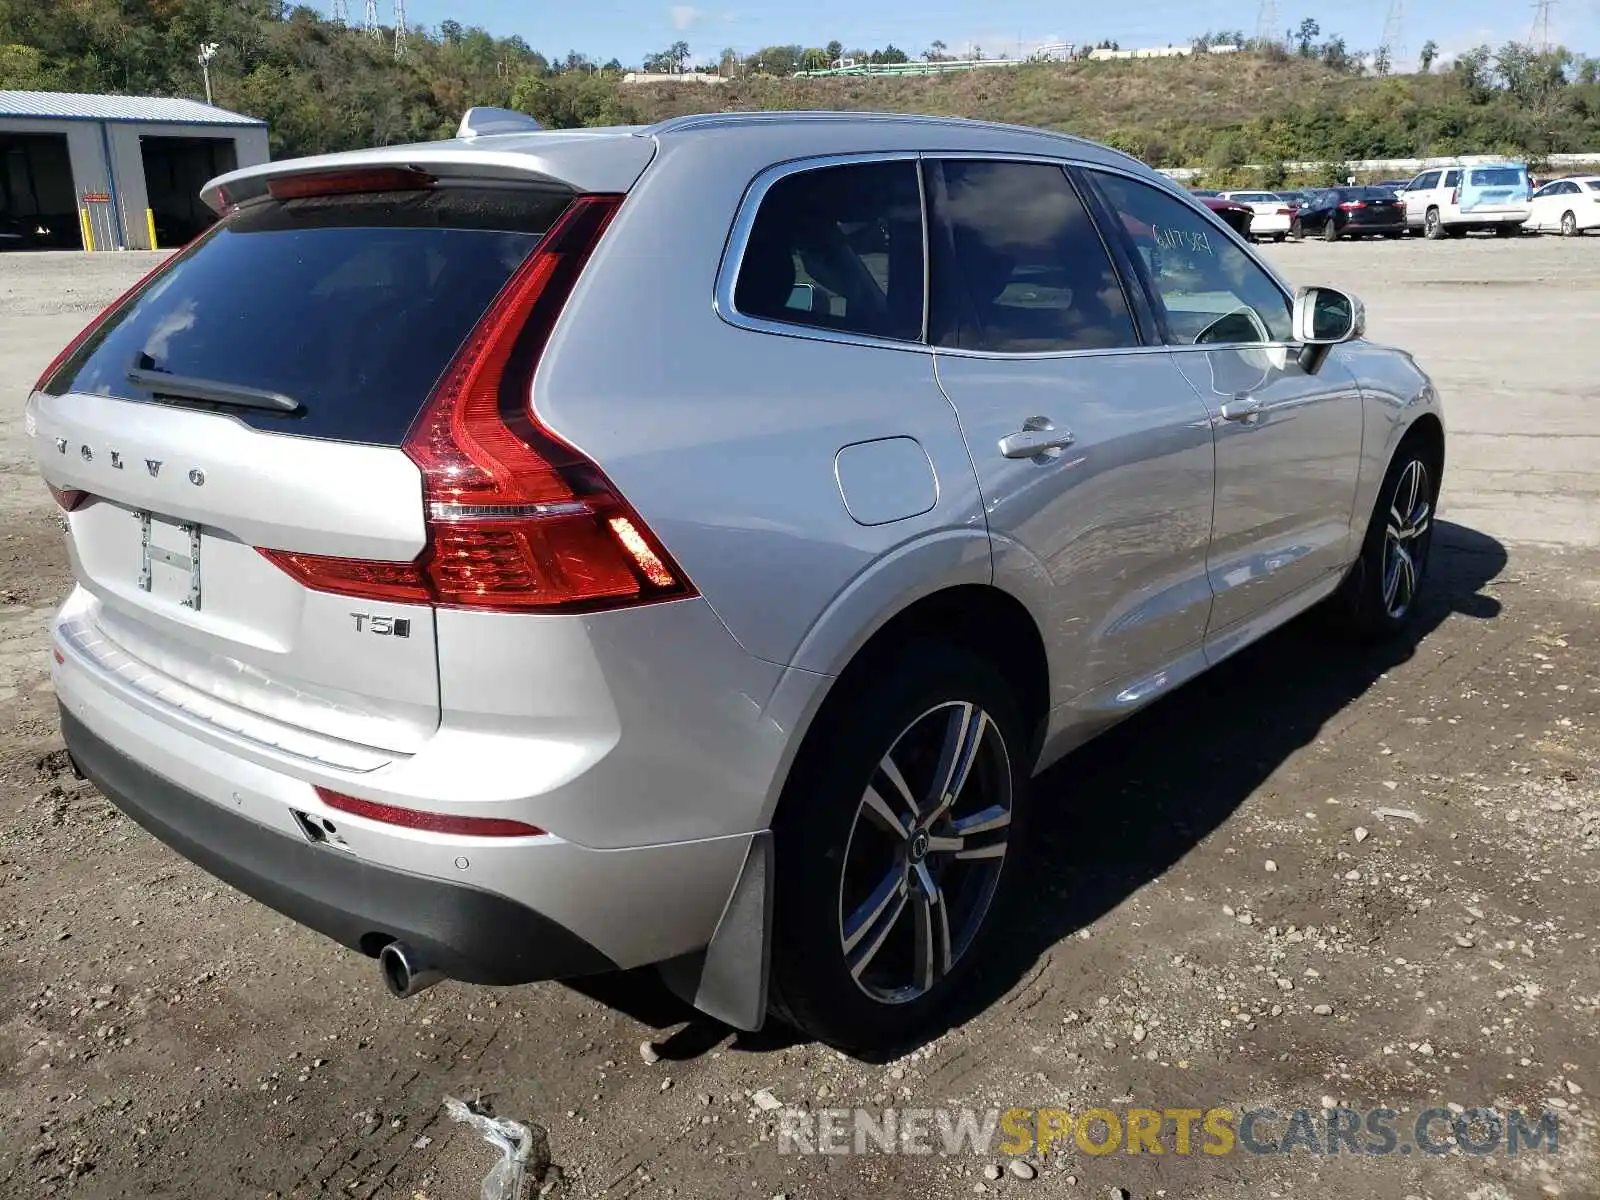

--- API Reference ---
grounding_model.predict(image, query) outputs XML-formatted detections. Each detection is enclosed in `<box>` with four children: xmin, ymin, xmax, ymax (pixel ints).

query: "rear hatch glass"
<box><xmin>1461</xmin><ymin>167</ymin><xmax>1530</xmax><ymax>211</ymax></box>
<box><xmin>43</xmin><ymin>186</ymin><xmax>572</xmax><ymax>444</ymax></box>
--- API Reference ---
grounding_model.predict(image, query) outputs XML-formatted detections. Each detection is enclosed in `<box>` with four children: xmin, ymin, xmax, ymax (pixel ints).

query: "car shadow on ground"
<box><xmin>567</xmin><ymin>520</ymin><xmax>1507</xmax><ymax>1062</ymax></box>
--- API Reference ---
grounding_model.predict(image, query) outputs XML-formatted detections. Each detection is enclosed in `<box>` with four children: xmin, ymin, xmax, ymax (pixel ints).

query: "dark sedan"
<box><xmin>1292</xmin><ymin>186</ymin><xmax>1406</xmax><ymax>240</ymax></box>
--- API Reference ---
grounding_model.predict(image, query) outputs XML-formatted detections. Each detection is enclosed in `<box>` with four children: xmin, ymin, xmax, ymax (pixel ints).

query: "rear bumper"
<box><xmin>62</xmin><ymin>707</ymin><xmax>612</xmax><ymax>984</ymax></box>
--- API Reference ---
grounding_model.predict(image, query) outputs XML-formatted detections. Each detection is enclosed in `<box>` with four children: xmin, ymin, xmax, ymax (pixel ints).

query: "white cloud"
<box><xmin>671</xmin><ymin>5</ymin><xmax>705</xmax><ymax>31</ymax></box>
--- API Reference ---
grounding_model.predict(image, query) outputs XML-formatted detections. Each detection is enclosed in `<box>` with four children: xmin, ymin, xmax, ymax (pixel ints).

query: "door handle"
<box><xmin>1219</xmin><ymin>395</ymin><xmax>1263</xmax><ymax>424</ymax></box>
<box><xmin>999</xmin><ymin>417</ymin><xmax>1075</xmax><ymax>460</ymax></box>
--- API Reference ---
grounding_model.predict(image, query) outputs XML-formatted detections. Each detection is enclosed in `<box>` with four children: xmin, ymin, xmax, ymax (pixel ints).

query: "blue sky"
<box><xmin>343</xmin><ymin>0</ymin><xmax>1597</xmax><ymax>68</ymax></box>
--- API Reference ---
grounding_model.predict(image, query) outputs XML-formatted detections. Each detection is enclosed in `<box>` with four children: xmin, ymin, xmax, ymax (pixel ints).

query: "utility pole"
<box><xmin>1255</xmin><ymin>0</ymin><xmax>1281</xmax><ymax>48</ymax></box>
<box><xmin>1379</xmin><ymin>0</ymin><xmax>1406</xmax><ymax>71</ymax></box>
<box><xmin>1529</xmin><ymin>0</ymin><xmax>1556</xmax><ymax>53</ymax></box>
<box><xmin>393</xmin><ymin>0</ymin><xmax>407</xmax><ymax>58</ymax></box>
<box><xmin>197</xmin><ymin>42</ymin><xmax>219</xmax><ymax>105</ymax></box>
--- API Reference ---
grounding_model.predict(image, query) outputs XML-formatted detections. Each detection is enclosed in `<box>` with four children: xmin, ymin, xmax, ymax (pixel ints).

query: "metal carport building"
<box><xmin>0</xmin><ymin>90</ymin><xmax>268</xmax><ymax>252</ymax></box>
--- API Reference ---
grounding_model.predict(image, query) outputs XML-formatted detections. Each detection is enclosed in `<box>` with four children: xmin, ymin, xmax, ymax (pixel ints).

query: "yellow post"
<box><xmin>79</xmin><ymin>208</ymin><xmax>94</xmax><ymax>253</ymax></box>
<box><xmin>146</xmin><ymin>209</ymin><xmax>158</xmax><ymax>251</ymax></box>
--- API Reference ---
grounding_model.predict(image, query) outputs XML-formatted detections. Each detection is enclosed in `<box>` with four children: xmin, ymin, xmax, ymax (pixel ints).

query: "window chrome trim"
<box><xmin>713</xmin><ymin>149</ymin><xmax>1307</xmax><ymax>362</ymax></box>
<box><xmin>713</xmin><ymin>151</ymin><xmax>934</xmax><ymax>355</ymax></box>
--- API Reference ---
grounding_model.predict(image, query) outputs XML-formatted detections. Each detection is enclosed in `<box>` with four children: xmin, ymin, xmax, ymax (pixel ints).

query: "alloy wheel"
<box><xmin>1382</xmin><ymin>460</ymin><xmax>1432</xmax><ymax>620</ymax></box>
<box><xmin>1562</xmin><ymin>211</ymin><xmax>1578</xmax><ymax>237</ymax></box>
<box><xmin>838</xmin><ymin>701</ymin><xmax>1012</xmax><ymax>1005</ymax></box>
<box><xmin>1425</xmin><ymin>210</ymin><xmax>1440</xmax><ymax>238</ymax></box>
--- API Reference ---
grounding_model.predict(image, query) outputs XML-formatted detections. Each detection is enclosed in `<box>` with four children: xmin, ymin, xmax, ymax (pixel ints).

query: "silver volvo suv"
<box><xmin>27</xmin><ymin>109</ymin><xmax>1444</xmax><ymax>1053</ymax></box>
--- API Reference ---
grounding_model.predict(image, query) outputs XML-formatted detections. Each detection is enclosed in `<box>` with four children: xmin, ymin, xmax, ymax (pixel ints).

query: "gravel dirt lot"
<box><xmin>1</xmin><ymin>236</ymin><xmax>1597</xmax><ymax>1200</ymax></box>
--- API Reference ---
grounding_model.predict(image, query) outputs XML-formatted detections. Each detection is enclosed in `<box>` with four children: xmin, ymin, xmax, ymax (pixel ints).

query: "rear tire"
<box><xmin>767</xmin><ymin>642</ymin><xmax>1031</xmax><ymax>1054</ymax></box>
<box><xmin>1323</xmin><ymin>441</ymin><xmax>1438</xmax><ymax>643</ymax></box>
<box><xmin>1423</xmin><ymin>207</ymin><xmax>1444</xmax><ymax>240</ymax></box>
<box><xmin>1323</xmin><ymin>218</ymin><xmax>1340</xmax><ymax>242</ymax></box>
<box><xmin>1562</xmin><ymin>211</ymin><xmax>1579</xmax><ymax>237</ymax></box>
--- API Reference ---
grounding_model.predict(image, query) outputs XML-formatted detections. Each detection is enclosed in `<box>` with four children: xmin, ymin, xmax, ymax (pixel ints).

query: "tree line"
<box><xmin>2</xmin><ymin>1</ymin><xmax>1597</xmax><ymax>173</ymax></box>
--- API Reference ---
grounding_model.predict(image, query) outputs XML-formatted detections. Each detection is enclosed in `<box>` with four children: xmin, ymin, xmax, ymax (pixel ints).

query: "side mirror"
<box><xmin>1294</xmin><ymin>285</ymin><xmax>1365</xmax><ymax>343</ymax></box>
<box><xmin>1293</xmin><ymin>285</ymin><xmax>1364</xmax><ymax>374</ymax></box>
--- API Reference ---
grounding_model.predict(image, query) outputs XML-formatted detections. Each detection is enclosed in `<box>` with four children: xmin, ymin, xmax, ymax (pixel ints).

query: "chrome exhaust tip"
<box><xmin>378</xmin><ymin>941</ymin><xmax>444</xmax><ymax>999</ymax></box>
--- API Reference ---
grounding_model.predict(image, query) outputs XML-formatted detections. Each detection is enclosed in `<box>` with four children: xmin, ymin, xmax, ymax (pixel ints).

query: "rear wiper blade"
<box><xmin>126</xmin><ymin>366</ymin><xmax>300</xmax><ymax>414</ymax></box>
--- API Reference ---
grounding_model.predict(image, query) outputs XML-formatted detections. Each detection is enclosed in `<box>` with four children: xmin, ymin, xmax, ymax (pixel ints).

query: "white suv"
<box><xmin>1400</xmin><ymin>162</ymin><xmax>1531</xmax><ymax>239</ymax></box>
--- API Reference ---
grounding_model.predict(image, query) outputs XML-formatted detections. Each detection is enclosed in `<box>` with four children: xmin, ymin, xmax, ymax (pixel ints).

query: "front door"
<box><xmin>1403</xmin><ymin>170</ymin><xmax>1441</xmax><ymax>227</ymax></box>
<box><xmin>1083</xmin><ymin>170</ymin><xmax>1366</xmax><ymax>650</ymax></box>
<box><xmin>922</xmin><ymin>158</ymin><xmax>1218</xmax><ymax>703</ymax></box>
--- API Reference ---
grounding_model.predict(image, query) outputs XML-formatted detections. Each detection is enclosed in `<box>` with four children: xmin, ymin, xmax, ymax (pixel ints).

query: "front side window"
<box><xmin>733</xmin><ymin>160</ymin><xmax>924</xmax><ymax>343</ymax></box>
<box><xmin>1089</xmin><ymin>172</ymin><xmax>1293</xmax><ymax>347</ymax></box>
<box><xmin>1411</xmin><ymin>171</ymin><xmax>1441</xmax><ymax>190</ymax></box>
<box><xmin>924</xmin><ymin>160</ymin><xmax>1138</xmax><ymax>353</ymax></box>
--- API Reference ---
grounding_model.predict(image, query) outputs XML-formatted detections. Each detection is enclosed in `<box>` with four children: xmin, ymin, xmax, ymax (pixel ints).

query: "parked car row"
<box><xmin>1192</xmin><ymin>163</ymin><xmax>1600</xmax><ymax>241</ymax></box>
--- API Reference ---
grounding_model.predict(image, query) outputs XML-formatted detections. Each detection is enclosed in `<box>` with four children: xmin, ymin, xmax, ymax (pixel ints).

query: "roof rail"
<box><xmin>641</xmin><ymin>109</ymin><xmax>1098</xmax><ymax>151</ymax></box>
<box><xmin>457</xmin><ymin>107</ymin><xmax>544</xmax><ymax>138</ymax></box>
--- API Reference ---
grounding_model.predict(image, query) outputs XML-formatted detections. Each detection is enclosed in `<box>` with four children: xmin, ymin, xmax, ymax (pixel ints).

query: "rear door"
<box><xmin>1084</xmin><ymin>170</ymin><xmax>1365</xmax><ymax>652</ymax></box>
<box><xmin>924</xmin><ymin>158</ymin><xmax>1218</xmax><ymax>701</ymax></box>
<box><xmin>30</xmin><ymin>180</ymin><xmax>572</xmax><ymax>761</ymax></box>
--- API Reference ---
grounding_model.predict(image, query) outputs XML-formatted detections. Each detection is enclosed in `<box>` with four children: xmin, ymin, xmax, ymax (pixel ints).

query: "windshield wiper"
<box><xmin>126</xmin><ymin>363</ymin><xmax>300</xmax><ymax>414</ymax></box>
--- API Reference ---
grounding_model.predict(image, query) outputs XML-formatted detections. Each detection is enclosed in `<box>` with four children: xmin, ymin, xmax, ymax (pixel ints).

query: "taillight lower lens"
<box><xmin>47</xmin><ymin>484</ymin><xmax>88</xmax><ymax>512</ymax></box>
<box><xmin>1338</xmin><ymin>201</ymin><xmax>1366</xmax><ymax>210</ymax></box>
<box><xmin>315</xmin><ymin>788</ymin><xmax>545</xmax><ymax>838</ymax></box>
<box><xmin>259</xmin><ymin>193</ymin><xmax>695</xmax><ymax>615</ymax></box>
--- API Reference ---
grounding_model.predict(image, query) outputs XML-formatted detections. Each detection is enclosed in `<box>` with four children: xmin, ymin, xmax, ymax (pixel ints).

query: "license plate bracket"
<box><xmin>137</xmin><ymin>511</ymin><xmax>202</xmax><ymax>611</ymax></box>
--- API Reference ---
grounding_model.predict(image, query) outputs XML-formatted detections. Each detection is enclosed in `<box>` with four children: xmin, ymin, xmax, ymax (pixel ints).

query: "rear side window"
<box><xmin>45</xmin><ymin>186</ymin><xmax>571</xmax><ymax>444</ymax></box>
<box><xmin>1588</xmin><ymin>181</ymin><xmax>1600</xmax><ymax>192</ymax></box>
<box><xmin>1469</xmin><ymin>167</ymin><xmax>1526</xmax><ymax>187</ymax></box>
<box><xmin>1444</xmin><ymin>170</ymin><xmax>1461</xmax><ymax>187</ymax></box>
<box><xmin>734</xmin><ymin>160</ymin><xmax>924</xmax><ymax>343</ymax></box>
<box><xmin>925</xmin><ymin>160</ymin><xmax>1138</xmax><ymax>353</ymax></box>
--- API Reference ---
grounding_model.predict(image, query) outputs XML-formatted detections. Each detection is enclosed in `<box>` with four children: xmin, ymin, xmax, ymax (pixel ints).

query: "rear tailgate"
<box><xmin>30</xmin><ymin>179</ymin><xmax>576</xmax><ymax>763</ymax></box>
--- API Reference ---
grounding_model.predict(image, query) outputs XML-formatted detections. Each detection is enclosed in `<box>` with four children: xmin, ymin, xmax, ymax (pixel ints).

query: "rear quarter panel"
<box><xmin>530</xmin><ymin>130</ymin><xmax>992</xmax><ymax>674</ymax></box>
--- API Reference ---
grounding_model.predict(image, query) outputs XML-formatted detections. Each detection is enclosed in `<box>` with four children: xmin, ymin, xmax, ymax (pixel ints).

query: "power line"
<box><xmin>393</xmin><ymin>0</ymin><xmax>407</xmax><ymax>58</ymax></box>
<box><xmin>1254</xmin><ymin>0</ymin><xmax>1281</xmax><ymax>48</ymax></box>
<box><xmin>1529</xmin><ymin>0</ymin><xmax>1557</xmax><ymax>53</ymax></box>
<box><xmin>1379</xmin><ymin>0</ymin><xmax>1406</xmax><ymax>70</ymax></box>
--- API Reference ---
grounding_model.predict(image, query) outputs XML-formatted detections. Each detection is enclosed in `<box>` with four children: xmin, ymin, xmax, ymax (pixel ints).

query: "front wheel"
<box><xmin>1323</xmin><ymin>444</ymin><xmax>1437</xmax><ymax>641</ymax></box>
<box><xmin>1424</xmin><ymin>207</ymin><xmax>1444</xmax><ymax>240</ymax></box>
<box><xmin>1562</xmin><ymin>211</ymin><xmax>1579</xmax><ymax>237</ymax></box>
<box><xmin>1323</xmin><ymin>217</ymin><xmax>1341</xmax><ymax>242</ymax></box>
<box><xmin>768</xmin><ymin>642</ymin><xmax>1030</xmax><ymax>1053</ymax></box>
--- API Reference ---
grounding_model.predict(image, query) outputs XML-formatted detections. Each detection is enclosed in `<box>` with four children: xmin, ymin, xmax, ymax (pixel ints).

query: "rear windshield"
<box><xmin>1469</xmin><ymin>167</ymin><xmax>1526</xmax><ymax>187</ymax></box>
<box><xmin>44</xmin><ymin>186</ymin><xmax>571</xmax><ymax>444</ymax></box>
<box><xmin>1349</xmin><ymin>188</ymin><xmax>1398</xmax><ymax>200</ymax></box>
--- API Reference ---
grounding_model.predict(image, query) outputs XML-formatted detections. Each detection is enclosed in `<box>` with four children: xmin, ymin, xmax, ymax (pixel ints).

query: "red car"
<box><xmin>1200</xmin><ymin>196</ymin><xmax>1254</xmax><ymax>237</ymax></box>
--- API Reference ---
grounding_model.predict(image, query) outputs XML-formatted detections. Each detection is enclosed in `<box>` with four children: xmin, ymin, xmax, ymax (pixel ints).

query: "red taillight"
<box><xmin>1451</xmin><ymin>188</ymin><xmax>1459</xmax><ymax>205</ymax></box>
<box><xmin>1275</xmin><ymin>207</ymin><xmax>1294</xmax><ymax>216</ymax></box>
<box><xmin>1338</xmin><ymin>201</ymin><xmax>1367</xmax><ymax>211</ymax></box>
<box><xmin>259</xmin><ymin>193</ymin><xmax>695</xmax><ymax>615</ymax></box>
<box><xmin>315</xmin><ymin>788</ymin><xmax>546</xmax><ymax>838</ymax></box>
<box><xmin>267</xmin><ymin>167</ymin><xmax>435</xmax><ymax>201</ymax></box>
<box><xmin>47</xmin><ymin>483</ymin><xmax>88</xmax><ymax>512</ymax></box>
<box><xmin>32</xmin><ymin>244</ymin><xmax>201</xmax><ymax>393</ymax></box>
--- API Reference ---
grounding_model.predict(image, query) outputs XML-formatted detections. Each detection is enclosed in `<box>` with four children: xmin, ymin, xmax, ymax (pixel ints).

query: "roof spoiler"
<box><xmin>457</xmin><ymin>107</ymin><xmax>544</xmax><ymax>138</ymax></box>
